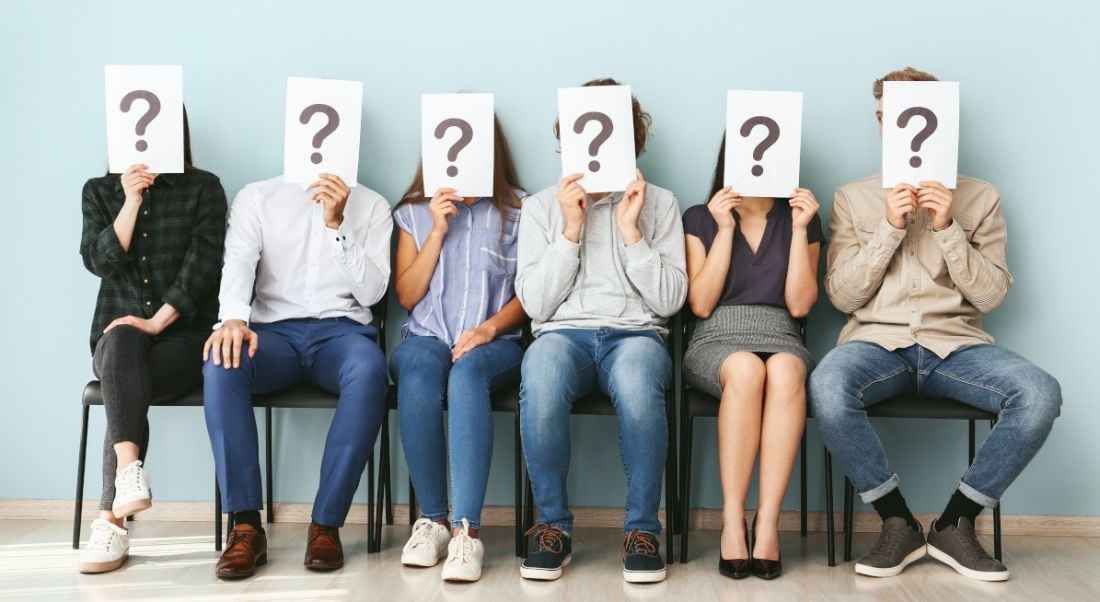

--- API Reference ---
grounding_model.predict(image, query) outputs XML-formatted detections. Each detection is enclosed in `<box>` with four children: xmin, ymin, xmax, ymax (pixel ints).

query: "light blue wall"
<box><xmin>1</xmin><ymin>0</ymin><xmax>1097</xmax><ymax>517</ymax></box>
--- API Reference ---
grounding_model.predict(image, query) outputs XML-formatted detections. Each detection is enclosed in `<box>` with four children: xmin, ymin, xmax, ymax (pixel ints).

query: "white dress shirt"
<box><xmin>218</xmin><ymin>175</ymin><xmax>392</xmax><ymax>327</ymax></box>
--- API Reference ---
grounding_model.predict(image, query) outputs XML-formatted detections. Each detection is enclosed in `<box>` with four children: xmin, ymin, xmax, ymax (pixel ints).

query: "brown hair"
<box><xmin>873</xmin><ymin>67</ymin><xmax>939</xmax><ymax>99</ymax></box>
<box><xmin>553</xmin><ymin>77</ymin><xmax>651</xmax><ymax>157</ymax></box>
<box><xmin>395</xmin><ymin>114</ymin><xmax>523</xmax><ymax>219</ymax></box>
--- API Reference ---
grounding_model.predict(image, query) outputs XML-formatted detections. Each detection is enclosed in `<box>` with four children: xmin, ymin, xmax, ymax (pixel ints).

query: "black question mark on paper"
<box><xmin>739</xmin><ymin>116</ymin><xmax>780</xmax><ymax>177</ymax></box>
<box><xmin>434</xmin><ymin>118</ymin><xmax>474</xmax><ymax>177</ymax></box>
<box><xmin>572</xmin><ymin>111</ymin><xmax>614</xmax><ymax>172</ymax></box>
<box><xmin>299</xmin><ymin>104</ymin><xmax>341</xmax><ymax>164</ymax></box>
<box><xmin>896</xmin><ymin>107</ymin><xmax>938</xmax><ymax>168</ymax></box>
<box><xmin>119</xmin><ymin>90</ymin><xmax>161</xmax><ymax>152</ymax></box>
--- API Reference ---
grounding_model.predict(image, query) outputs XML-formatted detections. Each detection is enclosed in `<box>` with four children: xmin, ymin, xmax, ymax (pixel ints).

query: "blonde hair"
<box><xmin>873</xmin><ymin>67</ymin><xmax>938</xmax><ymax>99</ymax></box>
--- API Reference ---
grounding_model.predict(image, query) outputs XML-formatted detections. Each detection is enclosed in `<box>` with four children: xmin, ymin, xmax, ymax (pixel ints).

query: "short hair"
<box><xmin>873</xmin><ymin>67</ymin><xmax>939</xmax><ymax>99</ymax></box>
<box><xmin>554</xmin><ymin>78</ymin><xmax>652</xmax><ymax>157</ymax></box>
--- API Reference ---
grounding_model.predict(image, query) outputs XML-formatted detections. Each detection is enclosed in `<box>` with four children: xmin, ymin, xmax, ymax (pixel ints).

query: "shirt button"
<box><xmin>145</xmin><ymin>301</ymin><xmax>151</xmax><ymax>306</ymax></box>
<box><xmin>140</xmin><ymin>256</ymin><xmax>146</xmax><ymax>262</ymax></box>
<box><xmin>142</xmin><ymin>232</ymin><xmax>148</xmax><ymax>238</ymax></box>
<box><xmin>142</xmin><ymin>210</ymin><xmax>148</xmax><ymax>216</ymax></box>
<box><xmin>143</xmin><ymin>278</ymin><xmax>149</xmax><ymax>284</ymax></box>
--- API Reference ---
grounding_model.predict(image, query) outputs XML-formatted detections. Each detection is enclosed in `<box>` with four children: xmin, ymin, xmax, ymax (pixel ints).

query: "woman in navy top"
<box><xmin>682</xmin><ymin>138</ymin><xmax>824</xmax><ymax>580</ymax></box>
<box><xmin>390</xmin><ymin>115</ymin><xmax>526</xmax><ymax>582</ymax></box>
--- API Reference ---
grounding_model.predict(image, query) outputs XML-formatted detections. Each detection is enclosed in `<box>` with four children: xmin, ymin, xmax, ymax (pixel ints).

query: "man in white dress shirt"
<box><xmin>202</xmin><ymin>173</ymin><xmax>391</xmax><ymax>578</ymax></box>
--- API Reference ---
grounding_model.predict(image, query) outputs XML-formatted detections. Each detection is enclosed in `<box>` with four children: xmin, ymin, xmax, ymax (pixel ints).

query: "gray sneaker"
<box><xmin>854</xmin><ymin>517</ymin><xmax>927</xmax><ymax>577</ymax></box>
<box><xmin>927</xmin><ymin>517</ymin><xmax>1009</xmax><ymax>582</ymax></box>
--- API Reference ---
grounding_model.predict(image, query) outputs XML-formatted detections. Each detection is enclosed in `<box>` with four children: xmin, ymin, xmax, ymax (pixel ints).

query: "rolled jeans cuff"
<box><xmin>859</xmin><ymin>473</ymin><xmax>900</xmax><ymax>504</ymax></box>
<box><xmin>958</xmin><ymin>480</ymin><xmax>998</xmax><ymax>509</ymax></box>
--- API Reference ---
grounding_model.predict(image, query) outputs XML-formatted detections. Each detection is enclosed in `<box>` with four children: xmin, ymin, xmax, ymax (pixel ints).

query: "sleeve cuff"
<box><xmin>551</xmin><ymin>230</ymin><xmax>581</xmax><ymax>259</ymax></box>
<box><xmin>622</xmin><ymin>237</ymin><xmax>658</xmax><ymax>267</ymax></box>
<box><xmin>95</xmin><ymin>226</ymin><xmax>131</xmax><ymax>266</ymax></box>
<box><xmin>217</xmin><ymin>301</ymin><xmax>252</xmax><ymax>327</ymax></box>
<box><xmin>327</xmin><ymin>222</ymin><xmax>353</xmax><ymax>254</ymax></box>
<box><xmin>872</xmin><ymin>218</ymin><xmax>907</xmax><ymax>253</ymax></box>
<box><xmin>163</xmin><ymin>286</ymin><xmax>196</xmax><ymax>318</ymax></box>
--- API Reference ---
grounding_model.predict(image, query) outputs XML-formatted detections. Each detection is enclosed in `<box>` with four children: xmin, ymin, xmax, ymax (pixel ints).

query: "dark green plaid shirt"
<box><xmin>80</xmin><ymin>170</ymin><xmax>227</xmax><ymax>353</ymax></box>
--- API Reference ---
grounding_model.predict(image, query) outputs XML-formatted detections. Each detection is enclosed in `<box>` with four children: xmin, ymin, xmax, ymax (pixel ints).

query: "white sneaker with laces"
<box><xmin>112</xmin><ymin>460</ymin><xmax>152</xmax><ymax>519</ymax></box>
<box><xmin>441</xmin><ymin>518</ymin><xmax>485</xmax><ymax>582</ymax></box>
<box><xmin>401</xmin><ymin>518</ymin><xmax>451</xmax><ymax>567</ymax></box>
<box><xmin>79</xmin><ymin>518</ymin><xmax>130</xmax><ymax>574</ymax></box>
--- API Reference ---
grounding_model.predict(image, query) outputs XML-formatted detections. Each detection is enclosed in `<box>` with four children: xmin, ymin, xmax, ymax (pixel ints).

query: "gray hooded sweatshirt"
<box><xmin>515</xmin><ymin>183</ymin><xmax>687</xmax><ymax>336</ymax></box>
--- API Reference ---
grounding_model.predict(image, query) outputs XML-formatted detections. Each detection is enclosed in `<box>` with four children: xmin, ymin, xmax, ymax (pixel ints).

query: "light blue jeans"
<box><xmin>809</xmin><ymin>342</ymin><xmax>1061</xmax><ymax>508</ymax></box>
<box><xmin>520</xmin><ymin>328</ymin><xmax>671</xmax><ymax>534</ymax></box>
<box><xmin>390</xmin><ymin>335</ymin><xmax>523</xmax><ymax>529</ymax></box>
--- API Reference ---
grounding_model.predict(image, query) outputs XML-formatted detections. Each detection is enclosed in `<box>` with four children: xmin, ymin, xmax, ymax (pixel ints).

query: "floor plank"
<box><xmin>1</xmin><ymin>520</ymin><xmax>1096</xmax><ymax>601</ymax></box>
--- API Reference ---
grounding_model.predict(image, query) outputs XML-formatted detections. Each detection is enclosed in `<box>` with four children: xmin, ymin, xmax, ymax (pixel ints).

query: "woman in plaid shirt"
<box><xmin>77</xmin><ymin>111</ymin><xmax>227</xmax><ymax>574</ymax></box>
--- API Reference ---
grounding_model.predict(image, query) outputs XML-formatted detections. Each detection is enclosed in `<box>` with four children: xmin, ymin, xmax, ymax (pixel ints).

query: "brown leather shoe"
<box><xmin>216</xmin><ymin>523</ymin><xmax>268</xmax><ymax>579</ymax></box>
<box><xmin>304</xmin><ymin>521</ymin><xmax>344</xmax><ymax>571</ymax></box>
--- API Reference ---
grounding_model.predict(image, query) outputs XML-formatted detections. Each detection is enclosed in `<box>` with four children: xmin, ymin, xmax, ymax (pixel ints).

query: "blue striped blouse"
<box><xmin>394</xmin><ymin>196</ymin><xmax>523</xmax><ymax>347</ymax></box>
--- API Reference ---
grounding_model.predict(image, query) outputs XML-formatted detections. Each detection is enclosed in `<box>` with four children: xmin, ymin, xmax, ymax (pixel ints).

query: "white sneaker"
<box><xmin>401</xmin><ymin>518</ymin><xmax>451</xmax><ymax>567</ymax></box>
<box><xmin>441</xmin><ymin>518</ymin><xmax>485</xmax><ymax>582</ymax></box>
<box><xmin>79</xmin><ymin>518</ymin><xmax>129</xmax><ymax>574</ymax></box>
<box><xmin>112</xmin><ymin>460</ymin><xmax>152</xmax><ymax>519</ymax></box>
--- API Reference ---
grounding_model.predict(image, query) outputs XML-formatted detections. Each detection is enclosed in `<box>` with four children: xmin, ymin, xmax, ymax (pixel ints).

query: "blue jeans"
<box><xmin>520</xmin><ymin>328</ymin><xmax>671</xmax><ymax>534</ymax></box>
<box><xmin>390</xmin><ymin>335</ymin><xmax>523</xmax><ymax>529</ymax></box>
<box><xmin>809</xmin><ymin>342</ymin><xmax>1061</xmax><ymax>508</ymax></box>
<box><xmin>203</xmin><ymin>318</ymin><xmax>388</xmax><ymax>527</ymax></box>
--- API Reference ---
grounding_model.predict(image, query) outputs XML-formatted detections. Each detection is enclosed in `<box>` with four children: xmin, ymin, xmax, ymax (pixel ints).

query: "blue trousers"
<box><xmin>203</xmin><ymin>318</ymin><xmax>388</xmax><ymax>527</ymax></box>
<box><xmin>390</xmin><ymin>335</ymin><xmax>523</xmax><ymax>529</ymax></box>
<box><xmin>520</xmin><ymin>328</ymin><xmax>671</xmax><ymax>534</ymax></box>
<box><xmin>809</xmin><ymin>342</ymin><xmax>1061</xmax><ymax>508</ymax></box>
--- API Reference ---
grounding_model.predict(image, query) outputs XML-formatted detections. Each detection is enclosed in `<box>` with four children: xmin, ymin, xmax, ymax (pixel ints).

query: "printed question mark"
<box><xmin>299</xmin><ymin>104</ymin><xmax>340</xmax><ymax>164</ymax></box>
<box><xmin>896</xmin><ymin>107</ymin><xmax>938</xmax><ymax>168</ymax></box>
<box><xmin>434</xmin><ymin>118</ymin><xmax>474</xmax><ymax>177</ymax></box>
<box><xmin>119</xmin><ymin>90</ymin><xmax>161</xmax><ymax>152</ymax></box>
<box><xmin>739</xmin><ymin>116</ymin><xmax>780</xmax><ymax>177</ymax></box>
<box><xmin>572</xmin><ymin>111</ymin><xmax>614</xmax><ymax>172</ymax></box>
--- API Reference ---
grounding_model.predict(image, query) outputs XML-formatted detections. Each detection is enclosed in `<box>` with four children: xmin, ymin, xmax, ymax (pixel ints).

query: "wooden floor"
<box><xmin>2</xmin><ymin>520</ymin><xmax>1097</xmax><ymax>601</ymax></box>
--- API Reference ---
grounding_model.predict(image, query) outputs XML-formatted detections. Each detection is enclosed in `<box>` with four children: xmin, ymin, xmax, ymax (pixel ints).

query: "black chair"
<box><xmin>376</xmin><ymin>386</ymin><xmax>528</xmax><ymax>557</ymax></box>
<box><xmin>676</xmin><ymin>315</ymin><xmax>837</xmax><ymax>566</ymax></box>
<box><xmin>837</xmin><ymin>396</ymin><xmax>1001</xmax><ymax>562</ymax></box>
<box><xmin>73</xmin><ymin>383</ymin><xmax>224</xmax><ymax>551</ymax></box>
<box><xmin>518</xmin><ymin>313</ymin><xmax>683</xmax><ymax>565</ymax></box>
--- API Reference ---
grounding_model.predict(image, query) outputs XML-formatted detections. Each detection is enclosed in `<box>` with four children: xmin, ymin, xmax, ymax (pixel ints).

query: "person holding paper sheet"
<box><xmin>516</xmin><ymin>78</ymin><xmax>687</xmax><ymax>584</ymax></box>
<box><xmin>390</xmin><ymin>117</ymin><xmax>527</xmax><ymax>582</ymax></box>
<box><xmin>682</xmin><ymin>137</ymin><xmax>824</xmax><ymax>580</ymax></box>
<box><xmin>78</xmin><ymin>110</ymin><xmax>227</xmax><ymax>574</ymax></box>
<box><xmin>810</xmin><ymin>67</ymin><xmax>1061</xmax><ymax>582</ymax></box>
<box><xmin>202</xmin><ymin>170</ymin><xmax>392</xmax><ymax>578</ymax></box>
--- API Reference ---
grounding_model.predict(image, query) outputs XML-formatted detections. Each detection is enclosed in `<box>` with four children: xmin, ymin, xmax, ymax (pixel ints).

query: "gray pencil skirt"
<box><xmin>683</xmin><ymin>304</ymin><xmax>814</xmax><ymax>399</ymax></box>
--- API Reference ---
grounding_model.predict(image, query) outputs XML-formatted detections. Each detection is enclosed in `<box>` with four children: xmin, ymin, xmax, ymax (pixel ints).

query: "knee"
<box><xmin>448</xmin><ymin>360</ymin><xmax>492</xmax><ymax>394</ymax></box>
<box><xmin>719</xmin><ymin>352</ymin><xmax>766</xmax><ymax>392</ymax></box>
<box><xmin>1009</xmin><ymin>368</ymin><xmax>1062</xmax><ymax>431</ymax></box>
<box><xmin>520</xmin><ymin>335</ymin><xmax>576</xmax><ymax>400</ymax></box>
<box><xmin>341</xmin><ymin>347</ymin><xmax>387</xmax><ymax>387</ymax></box>
<box><xmin>765</xmin><ymin>355</ymin><xmax>806</xmax><ymax>397</ymax></box>
<box><xmin>807</xmin><ymin>365</ymin><xmax>856</xmax><ymax>422</ymax></box>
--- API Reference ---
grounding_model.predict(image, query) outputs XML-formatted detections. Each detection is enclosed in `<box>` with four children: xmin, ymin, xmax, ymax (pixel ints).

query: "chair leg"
<box><xmin>679</xmin><ymin>416</ymin><xmax>694</xmax><ymax>564</ymax></box>
<box><xmin>993</xmin><ymin>503</ymin><xmax>1003</xmax><ymax>561</ymax></box>
<box><xmin>265</xmin><ymin>407</ymin><xmax>274</xmax><ymax>524</ymax></box>
<box><xmin>664</xmin><ymin>403</ymin><xmax>676</xmax><ymax>563</ymax></box>
<box><xmin>800</xmin><ymin>429</ymin><xmax>808</xmax><ymax>537</ymax></box>
<box><xmin>408</xmin><ymin>478</ymin><xmax>417</xmax><ymax>525</ymax></box>
<box><xmin>968</xmin><ymin>420</ymin><xmax>976</xmax><ymax>464</ymax></box>
<box><xmin>824</xmin><ymin>447</ymin><xmax>835</xmax><ymax>567</ymax></box>
<box><xmin>514</xmin><ymin>411</ymin><xmax>524</xmax><ymax>557</ymax></box>
<box><xmin>367</xmin><ymin>449</ymin><xmax>377</xmax><ymax>553</ymax></box>
<box><xmin>215</xmin><ymin>477</ymin><xmax>223</xmax><ymax>552</ymax></box>
<box><xmin>843</xmin><ymin>477</ymin><xmax>854</xmax><ymax>562</ymax></box>
<box><xmin>381</xmin><ymin>409</ymin><xmax>394</xmax><ymax>525</ymax></box>
<box><xmin>73</xmin><ymin>405</ymin><xmax>90</xmax><ymax>550</ymax></box>
<box><xmin>522</xmin><ymin>473</ymin><xmax>534</xmax><ymax>557</ymax></box>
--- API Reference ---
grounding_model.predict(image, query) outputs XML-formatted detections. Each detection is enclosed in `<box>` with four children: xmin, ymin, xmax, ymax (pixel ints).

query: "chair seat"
<box><xmin>865</xmin><ymin>396</ymin><xmax>996</xmax><ymax>420</ymax></box>
<box><xmin>81</xmin><ymin>381</ymin><xmax>204</xmax><ymax>407</ymax></box>
<box><xmin>683</xmin><ymin>387</ymin><xmax>817</xmax><ymax>419</ymax></box>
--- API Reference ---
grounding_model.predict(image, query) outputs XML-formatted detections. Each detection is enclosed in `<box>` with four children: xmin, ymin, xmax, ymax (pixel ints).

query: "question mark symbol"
<box><xmin>119</xmin><ymin>90</ymin><xmax>161</xmax><ymax>152</ymax></box>
<box><xmin>299</xmin><ymin>104</ymin><xmax>341</xmax><ymax>164</ymax></box>
<box><xmin>739</xmin><ymin>116</ymin><xmax>780</xmax><ymax>177</ymax></box>
<box><xmin>572</xmin><ymin>112</ymin><xmax>614</xmax><ymax>172</ymax></box>
<box><xmin>434</xmin><ymin>118</ymin><xmax>474</xmax><ymax>177</ymax></box>
<box><xmin>896</xmin><ymin>107</ymin><xmax>938</xmax><ymax>168</ymax></box>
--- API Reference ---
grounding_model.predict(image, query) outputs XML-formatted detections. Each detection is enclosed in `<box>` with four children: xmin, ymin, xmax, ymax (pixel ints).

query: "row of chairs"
<box><xmin>72</xmin><ymin>303</ymin><xmax>1002</xmax><ymax>565</ymax></box>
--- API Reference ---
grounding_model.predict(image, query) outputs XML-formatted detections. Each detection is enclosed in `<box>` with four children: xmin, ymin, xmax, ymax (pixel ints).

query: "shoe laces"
<box><xmin>870</xmin><ymin>523</ymin><xmax>908</xmax><ymax>556</ymax></box>
<box><xmin>119</xmin><ymin>461</ymin><xmax>144</xmax><ymax>490</ymax></box>
<box><xmin>623</xmin><ymin>530</ymin><xmax>657</xmax><ymax>558</ymax></box>
<box><xmin>87</xmin><ymin>520</ymin><xmax>118</xmax><ymax>552</ymax></box>
<box><xmin>952</xmin><ymin>522</ymin><xmax>993</xmax><ymax>560</ymax></box>
<box><xmin>408</xmin><ymin>518</ymin><xmax>439</xmax><ymax>549</ymax></box>
<box><xmin>310</xmin><ymin>523</ymin><xmax>339</xmax><ymax>546</ymax></box>
<box><xmin>449</xmin><ymin>518</ymin><xmax>475</xmax><ymax>565</ymax></box>
<box><xmin>226</xmin><ymin>526</ymin><xmax>257</xmax><ymax>552</ymax></box>
<box><xmin>525</xmin><ymin>523</ymin><xmax>565</xmax><ymax>554</ymax></box>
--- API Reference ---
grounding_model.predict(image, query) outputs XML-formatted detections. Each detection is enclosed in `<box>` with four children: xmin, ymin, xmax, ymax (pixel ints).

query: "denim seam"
<box><xmin>929</xmin><ymin>369</ymin><xmax>1010</xmax><ymax>402</ymax></box>
<box><xmin>856</xmin><ymin>366</ymin><xmax>910</xmax><ymax>399</ymax></box>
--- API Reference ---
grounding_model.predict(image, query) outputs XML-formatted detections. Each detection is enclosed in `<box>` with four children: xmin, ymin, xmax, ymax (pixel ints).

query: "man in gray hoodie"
<box><xmin>516</xmin><ymin>79</ymin><xmax>687</xmax><ymax>584</ymax></box>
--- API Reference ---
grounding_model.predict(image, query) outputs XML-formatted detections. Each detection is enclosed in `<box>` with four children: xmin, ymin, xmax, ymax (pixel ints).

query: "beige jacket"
<box><xmin>825</xmin><ymin>174</ymin><xmax>1013</xmax><ymax>358</ymax></box>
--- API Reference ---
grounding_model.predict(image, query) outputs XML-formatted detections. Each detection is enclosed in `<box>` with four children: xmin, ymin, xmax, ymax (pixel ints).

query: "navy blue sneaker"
<box><xmin>623</xmin><ymin>530</ymin><xmax>666</xmax><ymax>583</ymax></box>
<box><xmin>520</xmin><ymin>524</ymin><xmax>572</xmax><ymax>581</ymax></box>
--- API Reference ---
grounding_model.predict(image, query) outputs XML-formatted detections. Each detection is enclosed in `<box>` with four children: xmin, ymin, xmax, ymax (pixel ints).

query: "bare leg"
<box><xmin>114</xmin><ymin>442</ymin><xmax>140</xmax><ymax>472</ymax></box>
<box><xmin>753</xmin><ymin>353</ymin><xmax>806</xmax><ymax>561</ymax></box>
<box><xmin>717</xmin><ymin>352</ymin><xmax>766</xmax><ymax>560</ymax></box>
<box><xmin>98</xmin><ymin>510</ymin><xmax>125</xmax><ymax>528</ymax></box>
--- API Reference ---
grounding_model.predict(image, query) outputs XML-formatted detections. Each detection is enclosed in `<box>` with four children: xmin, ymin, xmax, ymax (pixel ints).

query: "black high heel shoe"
<box><xmin>718</xmin><ymin>519</ymin><xmax>751</xmax><ymax>579</ymax></box>
<box><xmin>750</xmin><ymin>515</ymin><xmax>783</xmax><ymax>580</ymax></box>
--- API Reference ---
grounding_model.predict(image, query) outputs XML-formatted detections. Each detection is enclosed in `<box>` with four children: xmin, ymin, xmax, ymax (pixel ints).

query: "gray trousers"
<box><xmin>92</xmin><ymin>325</ymin><xmax>202</xmax><ymax>510</ymax></box>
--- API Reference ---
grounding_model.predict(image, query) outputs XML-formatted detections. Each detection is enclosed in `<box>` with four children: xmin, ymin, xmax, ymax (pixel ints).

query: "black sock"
<box><xmin>232</xmin><ymin>510</ymin><xmax>263</xmax><ymax>531</ymax></box>
<box><xmin>935</xmin><ymin>490</ymin><xmax>984</xmax><ymax>531</ymax></box>
<box><xmin>871</xmin><ymin>488</ymin><xmax>919</xmax><ymax>531</ymax></box>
